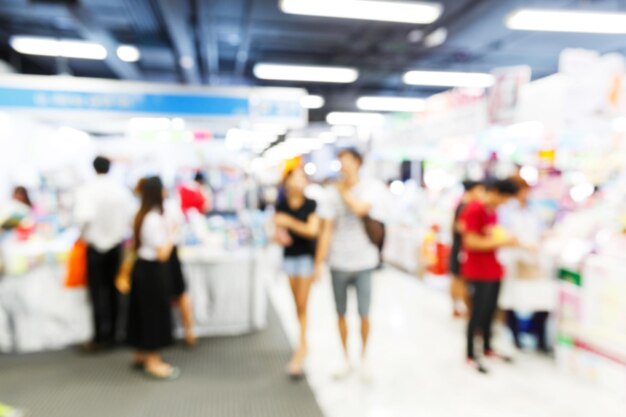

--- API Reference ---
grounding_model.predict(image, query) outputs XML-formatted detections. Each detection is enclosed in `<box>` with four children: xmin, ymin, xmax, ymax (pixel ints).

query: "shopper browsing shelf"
<box><xmin>449</xmin><ymin>180</ymin><xmax>485</xmax><ymax>318</ymax></box>
<box><xmin>498</xmin><ymin>179</ymin><xmax>555</xmax><ymax>354</ymax></box>
<box><xmin>0</xmin><ymin>186</ymin><xmax>33</xmax><ymax>230</ymax></box>
<box><xmin>74</xmin><ymin>156</ymin><xmax>135</xmax><ymax>351</ymax></box>
<box><xmin>460</xmin><ymin>179</ymin><xmax>519</xmax><ymax>374</ymax></box>
<box><xmin>274</xmin><ymin>167</ymin><xmax>320</xmax><ymax>379</ymax></box>
<box><xmin>179</xmin><ymin>171</ymin><xmax>211</xmax><ymax>215</ymax></box>
<box><xmin>136</xmin><ymin>179</ymin><xmax>197</xmax><ymax>348</ymax></box>
<box><xmin>315</xmin><ymin>148</ymin><xmax>387</xmax><ymax>382</ymax></box>
<box><xmin>127</xmin><ymin>176</ymin><xmax>179</xmax><ymax>380</ymax></box>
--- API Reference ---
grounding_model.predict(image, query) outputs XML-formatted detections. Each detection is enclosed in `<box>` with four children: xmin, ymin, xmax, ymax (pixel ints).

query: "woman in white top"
<box><xmin>127</xmin><ymin>177</ymin><xmax>180</xmax><ymax>380</ymax></box>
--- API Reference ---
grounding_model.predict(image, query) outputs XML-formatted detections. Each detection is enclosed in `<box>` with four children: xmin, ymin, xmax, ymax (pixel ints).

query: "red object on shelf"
<box><xmin>428</xmin><ymin>242</ymin><xmax>451</xmax><ymax>275</ymax></box>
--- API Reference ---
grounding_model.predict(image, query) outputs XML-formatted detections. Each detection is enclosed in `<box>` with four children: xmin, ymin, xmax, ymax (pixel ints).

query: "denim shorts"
<box><xmin>282</xmin><ymin>255</ymin><xmax>315</xmax><ymax>278</ymax></box>
<box><xmin>331</xmin><ymin>269</ymin><xmax>373</xmax><ymax>317</ymax></box>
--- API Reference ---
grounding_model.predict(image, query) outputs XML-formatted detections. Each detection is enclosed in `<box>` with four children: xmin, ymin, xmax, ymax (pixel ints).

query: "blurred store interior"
<box><xmin>1</xmin><ymin>1</ymin><xmax>626</xmax><ymax>417</ymax></box>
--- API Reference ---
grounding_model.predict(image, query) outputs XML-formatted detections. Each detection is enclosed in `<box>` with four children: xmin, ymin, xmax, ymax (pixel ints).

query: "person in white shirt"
<box><xmin>127</xmin><ymin>176</ymin><xmax>179</xmax><ymax>380</ymax></box>
<box><xmin>315</xmin><ymin>148</ymin><xmax>387</xmax><ymax>381</ymax></box>
<box><xmin>74</xmin><ymin>156</ymin><xmax>135</xmax><ymax>351</ymax></box>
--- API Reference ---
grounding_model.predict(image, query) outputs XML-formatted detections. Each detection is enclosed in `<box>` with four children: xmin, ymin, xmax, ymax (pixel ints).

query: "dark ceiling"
<box><xmin>2</xmin><ymin>0</ymin><xmax>626</xmax><ymax>121</ymax></box>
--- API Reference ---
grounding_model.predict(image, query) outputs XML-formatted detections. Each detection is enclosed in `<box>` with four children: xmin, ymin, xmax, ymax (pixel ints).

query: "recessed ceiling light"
<box><xmin>117</xmin><ymin>45</ymin><xmax>141</xmax><ymax>62</ymax></box>
<box><xmin>403</xmin><ymin>70</ymin><xmax>495</xmax><ymax>88</ymax></box>
<box><xmin>326</xmin><ymin>112</ymin><xmax>385</xmax><ymax>126</ymax></box>
<box><xmin>356</xmin><ymin>96</ymin><xmax>426</xmax><ymax>112</ymax></box>
<box><xmin>280</xmin><ymin>0</ymin><xmax>443</xmax><ymax>25</ymax></box>
<box><xmin>300</xmin><ymin>95</ymin><xmax>325</xmax><ymax>109</ymax></box>
<box><xmin>254</xmin><ymin>63</ymin><xmax>358</xmax><ymax>83</ymax></box>
<box><xmin>507</xmin><ymin>9</ymin><xmax>626</xmax><ymax>34</ymax></box>
<box><xmin>10</xmin><ymin>36</ymin><xmax>107</xmax><ymax>60</ymax></box>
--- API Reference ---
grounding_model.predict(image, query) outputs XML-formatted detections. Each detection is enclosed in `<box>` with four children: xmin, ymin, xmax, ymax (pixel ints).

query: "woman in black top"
<box><xmin>274</xmin><ymin>167</ymin><xmax>320</xmax><ymax>378</ymax></box>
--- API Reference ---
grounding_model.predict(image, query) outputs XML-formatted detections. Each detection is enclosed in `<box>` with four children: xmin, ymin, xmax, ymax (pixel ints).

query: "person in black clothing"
<box><xmin>274</xmin><ymin>167</ymin><xmax>320</xmax><ymax>378</ymax></box>
<box><xmin>449</xmin><ymin>180</ymin><xmax>484</xmax><ymax>318</ymax></box>
<box><xmin>127</xmin><ymin>177</ymin><xmax>179</xmax><ymax>380</ymax></box>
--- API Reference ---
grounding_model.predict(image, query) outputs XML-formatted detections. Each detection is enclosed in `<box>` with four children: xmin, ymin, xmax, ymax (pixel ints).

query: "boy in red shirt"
<box><xmin>460</xmin><ymin>179</ymin><xmax>519</xmax><ymax>374</ymax></box>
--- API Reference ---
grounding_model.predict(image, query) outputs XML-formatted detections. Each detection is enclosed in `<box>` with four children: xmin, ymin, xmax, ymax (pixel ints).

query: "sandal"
<box><xmin>145</xmin><ymin>366</ymin><xmax>181</xmax><ymax>381</ymax></box>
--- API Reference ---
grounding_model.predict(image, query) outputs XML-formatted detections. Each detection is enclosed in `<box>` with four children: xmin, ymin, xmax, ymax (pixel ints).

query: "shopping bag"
<box><xmin>65</xmin><ymin>240</ymin><xmax>88</xmax><ymax>288</ymax></box>
<box><xmin>115</xmin><ymin>250</ymin><xmax>136</xmax><ymax>295</ymax></box>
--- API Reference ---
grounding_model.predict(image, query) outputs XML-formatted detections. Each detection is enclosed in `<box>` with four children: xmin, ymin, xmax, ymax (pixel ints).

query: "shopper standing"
<box><xmin>164</xmin><ymin>195</ymin><xmax>197</xmax><ymax>347</ymax></box>
<box><xmin>460</xmin><ymin>179</ymin><xmax>519</xmax><ymax>374</ymax></box>
<box><xmin>449</xmin><ymin>180</ymin><xmax>485</xmax><ymax>318</ymax></box>
<box><xmin>179</xmin><ymin>171</ymin><xmax>211</xmax><ymax>215</ymax></box>
<box><xmin>136</xmin><ymin>179</ymin><xmax>197</xmax><ymax>347</ymax></box>
<box><xmin>498</xmin><ymin>180</ymin><xmax>554</xmax><ymax>354</ymax></box>
<box><xmin>315</xmin><ymin>148</ymin><xmax>387</xmax><ymax>381</ymax></box>
<box><xmin>127</xmin><ymin>176</ymin><xmax>179</xmax><ymax>380</ymax></box>
<box><xmin>274</xmin><ymin>167</ymin><xmax>320</xmax><ymax>379</ymax></box>
<box><xmin>74</xmin><ymin>156</ymin><xmax>135</xmax><ymax>351</ymax></box>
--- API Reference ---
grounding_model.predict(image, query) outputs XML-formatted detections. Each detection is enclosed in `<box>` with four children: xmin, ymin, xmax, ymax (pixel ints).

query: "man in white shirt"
<box><xmin>315</xmin><ymin>148</ymin><xmax>387</xmax><ymax>381</ymax></box>
<box><xmin>74</xmin><ymin>156</ymin><xmax>135</xmax><ymax>350</ymax></box>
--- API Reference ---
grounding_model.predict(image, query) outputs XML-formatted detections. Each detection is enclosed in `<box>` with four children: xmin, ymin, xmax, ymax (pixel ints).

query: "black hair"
<box><xmin>93</xmin><ymin>156</ymin><xmax>111</xmax><ymax>174</ymax></box>
<box><xmin>485</xmin><ymin>178</ymin><xmax>520</xmax><ymax>196</ymax></box>
<box><xmin>338</xmin><ymin>147</ymin><xmax>364</xmax><ymax>165</ymax></box>
<box><xmin>462</xmin><ymin>180</ymin><xmax>483</xmax><ymax>192</ymax></box>
<box><xmin>194</xmin><ymin>171</ymin><xmax>206</xmax><ymax>184</ymax></box>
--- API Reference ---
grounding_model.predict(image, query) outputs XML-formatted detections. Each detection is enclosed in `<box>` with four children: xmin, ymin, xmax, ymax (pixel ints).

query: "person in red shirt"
<box><xmin>460</xmin><ymin>178</ymin><xmax>519</xmax><ymax>374</ymax></box>
<box><xmin>179</xmin><ymin>172</ymin><xmax>210</xmax><ymax>215</ymax></box>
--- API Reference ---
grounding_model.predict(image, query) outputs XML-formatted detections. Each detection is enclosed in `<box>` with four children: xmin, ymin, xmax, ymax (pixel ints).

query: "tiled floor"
<box><xmin>270</xmin><ymin>267</ymin><xmax>626</xmax><ymax>417</ymax></box>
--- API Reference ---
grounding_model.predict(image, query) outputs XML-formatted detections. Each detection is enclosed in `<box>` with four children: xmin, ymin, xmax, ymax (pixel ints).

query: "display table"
<box><xmin>0</xmin><ymin>245</ymin><xmax>269</xmax><ymax>354</ymax></box>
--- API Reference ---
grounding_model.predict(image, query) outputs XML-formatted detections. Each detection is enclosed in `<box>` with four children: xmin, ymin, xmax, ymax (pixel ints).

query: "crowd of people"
<box><xmin>2</xmin><ymin>148</ymin><xmax>555</xmax><ymax>384</ymax></box>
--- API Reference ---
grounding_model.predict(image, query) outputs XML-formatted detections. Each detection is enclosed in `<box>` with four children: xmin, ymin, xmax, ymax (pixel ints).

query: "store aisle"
<box><xmin>271</xmin><ymin>267</ymin><xmax>626</xmax><ymax>417</ymax></box>
<box><xmin>0</xmin><ymin>309</ymin><xmax>323</xmax><ymax>417</ymax></box>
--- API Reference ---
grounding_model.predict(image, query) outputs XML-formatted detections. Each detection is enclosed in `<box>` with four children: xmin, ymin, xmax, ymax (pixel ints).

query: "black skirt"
<box><xmin>126</xmin><ymin>259</ymin><xmax>174</xmax><ymax>351</ymax></box>
<box><xmin>168</xmin><ymin>246</ymin><xmax>187</xmax><ymax>297</ymax></box>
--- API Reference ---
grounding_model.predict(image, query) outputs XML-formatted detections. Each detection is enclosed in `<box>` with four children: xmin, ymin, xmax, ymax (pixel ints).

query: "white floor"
<box><xmin>270</xmin><ymin>266</ymin><xmax>626</xmax><ymax>417</ymax></box>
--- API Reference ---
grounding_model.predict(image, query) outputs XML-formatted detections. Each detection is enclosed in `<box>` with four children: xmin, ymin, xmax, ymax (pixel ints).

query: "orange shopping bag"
<box><xmin>65</xmin><ymin>240</ymin><xmax>88</xmax><ymax>288</ymax></box>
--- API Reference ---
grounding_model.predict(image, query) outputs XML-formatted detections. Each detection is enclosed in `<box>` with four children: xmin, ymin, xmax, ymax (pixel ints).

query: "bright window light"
<box><xmin>390</xmin><ymin>180</ymin><xmax>405</xmax><ymax>196</ymax></box>
<box><xmin>10</xmin><ymin>36</ymin><xmax>107</xmax><ymax>60</ymax></box>
<box><xmin>403</xmin><ymin>70</ymin><xmax>495</xmax><ymax>88</ymax></box>
<box><xmin>117</xmin><ymin>45</ymin><xmax>141</xmax><ymax>62</ymax></box>
<box><xmin>326</xmin><ymin>112</ymin><xmax>385</xmax><ymax>126</ymax></box>
<box><xmin>356</xmin><ymin>96</ymin><xmax>426</xmax><ymax>112</ymax></box>
<box><xmin>304</xmin><ymin>162</ymin><xmax>317</xmax><ymax>175</ymax></box>
<box><xmin>570</xmin><ymin>183</ymin><xmax>595</xmax><ymax>203</ymax></box>
<box><xmin>280</xmin><ymin>0</ymin><xmax>442</xmax><ymax>24</ymax></box>
<box><xmin>300</xmin><ymin>95</ymin><xmax>325</xmax><ymax>109</ymax></box>
<box><xmin>520</xmin><ymin>166</ymin><xmax>539</xmax><ymax>186</ymax></box>
<box><xmin>253</xmin><ymin>63</ymin><xmax>358</xmax><ymax>83</ymax></box>
<box><xmin>506</xmin><ymin>9</ymin><xmax>626</xmax><ymax>34</ymax></box>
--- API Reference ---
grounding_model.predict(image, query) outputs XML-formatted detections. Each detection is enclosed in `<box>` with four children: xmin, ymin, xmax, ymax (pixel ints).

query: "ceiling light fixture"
<box><xmin>117</xmin><ymin>45</ymin><xmax>141</xmax><ymax>62</ymax></box>
<box><xmin>506</xmin><ymin>9</ymin><xmax>626</xmax><ymax>34</ymax></box>
<box><xmin>280</xmin><ymin>0</ymin><xmax>442</xmax><ymax>24</ymax></box>
<box><xmin>300</xmin><ymin>95</ymin><xmax>326</xmax><ymax>109</ymax></box>
<box><xmin>403</xmin><ymin>70</ymin><xmax>495</xmax><ymax>88</ymax></box>
<box><xmin>356</xmin><ymin>96</ymin><xmax>426</xmax><ymax>112</ymax></box>
<box><xmin>10</xmin><ymin>36</ymin><xmax>107</xmax><ymax>60</ymax></box>
<box><xmin>326</xmin><ymin>112</ymin><xmax>385</xmax><ymax>126</ymax></box>
<box><xmin>254</xmin><ymin>63</ymin><xmax>358</xmax><ymax>83</ymax></box>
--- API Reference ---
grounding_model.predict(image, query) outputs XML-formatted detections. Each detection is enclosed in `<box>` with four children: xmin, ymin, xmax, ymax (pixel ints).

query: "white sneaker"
<box><xmin>332</xmin><ymin>361</ymin><xmax>353</xmax><ymax>381</ymax></box>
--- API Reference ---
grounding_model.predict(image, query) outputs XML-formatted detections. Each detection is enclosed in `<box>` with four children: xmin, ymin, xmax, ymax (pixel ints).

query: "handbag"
<box><xmin>64</xmin><ymin>240</ymin><xmax>88</xmax><ymax>288</ymax></box>
<box><xmin>363</xmin><ymin>216</ymin><xmax>385</xmax><ymax>250</ymax></box>
<box><xmin>115</xmin><ymin>250</ymin><xmax>136</xmax><ymax>295</ymax></box>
